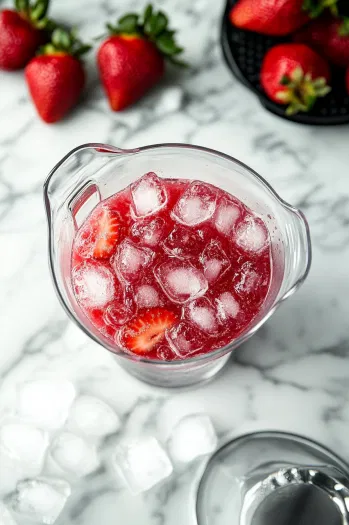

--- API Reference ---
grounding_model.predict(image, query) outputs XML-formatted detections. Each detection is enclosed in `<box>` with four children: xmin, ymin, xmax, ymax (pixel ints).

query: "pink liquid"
<box><xmin>71</xmin><ymin>174</ymin><xmax>271</xmax><ymax>360</ymax></box>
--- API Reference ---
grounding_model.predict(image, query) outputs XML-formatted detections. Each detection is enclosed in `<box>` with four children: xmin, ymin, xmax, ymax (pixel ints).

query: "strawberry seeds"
<box><xmin>71</xmin><ymin>173</ymin><xmax>272</xmax><ymax>360</ymax></box>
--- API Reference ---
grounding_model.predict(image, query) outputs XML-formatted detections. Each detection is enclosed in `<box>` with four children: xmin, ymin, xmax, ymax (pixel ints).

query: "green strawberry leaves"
<box><xmin>106</xmin><ymin>4</ymin><xmax>186</xmax><ymax>66</ymax></box>
<box><xmin>277</xmin><ymin>67</ymin><xmax>331</xmax><ymax>115</ymax></box>
<box><xmin>302</xmin><ymin>0</ymin><xmax>339</xmax><ymax>18</ymax></box>
<box><xmin>41</xmin><ymin>28</ymin><xmax>92</xmax><ymax>59</ymax></box>
<box><xmin>15</xmin><ymin>0</ymin><xmax>52</xmax><ymax>27</ymax></box>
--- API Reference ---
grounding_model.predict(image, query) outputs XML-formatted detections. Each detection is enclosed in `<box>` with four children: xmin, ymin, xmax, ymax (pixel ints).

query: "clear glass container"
<box><xmin>43</xmin><ymin>143</ymin><xmax>311</xmax><ymax>387</ymax></box>
<box><xmin>195</xmin><ymin>431</ymin><xmax>349</xmax><ymax>525</ymax></box>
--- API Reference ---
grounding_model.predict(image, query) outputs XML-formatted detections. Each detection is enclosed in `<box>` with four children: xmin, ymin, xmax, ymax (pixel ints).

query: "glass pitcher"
<box><xmin>43</xmin><ymin>143</ymin><xmax>311</xmax><ymax>387</ymax></box>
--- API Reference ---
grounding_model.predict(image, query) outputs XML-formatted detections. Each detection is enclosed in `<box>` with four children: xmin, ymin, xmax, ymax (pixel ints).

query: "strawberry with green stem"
<box><xmin>0</xmin><ymin>0</ymin><xmax>53</xmax><ymax>70</ymax></box>
<box><xmin>25</xmin><ymin>27</ymin><xmax>91</xmax><ymax>123</ymax></box>
<box><xmin>260</xmin><ymin>43</ymin><xmax>331</xmax><ymax>115</ymax></box>
<box><xmin>97</xmin><ymin>4</ymin><xmax>186</xmax><ymax>111</ymax></box>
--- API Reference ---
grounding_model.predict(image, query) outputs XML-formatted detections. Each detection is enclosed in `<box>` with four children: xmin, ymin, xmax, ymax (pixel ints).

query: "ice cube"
<box><xmin>111</xmin><ymin>436</ymin><xmax>173</xmax><ymax>494</ymax></box>
<box><xmin>214</xmin><ymin>196</ymin><xmax>241</xmax><ymax>235</ymax></box>
<box><xmin>171</xmin><ymin>181</ymin><xmax>217</xmax><ymax>226</ymax></box>
<box><xmin>163</xmin><ymin>224</ymin><xmax>204</xmax><ymax>259</ymax></box>
<box><xmin>155</xmin><ymin>259</ymin><xmax>208</xmax><ymax>304</ymax></box>
<box><xmin>167</xmin><ymin>414</ymin><xmax>217</xmax><ymax>463</ymax></box>
<box><xmin>130</xmin><ymin>172</ymin><xmax>167</xmax><ymax>218</ymax></box>
<box><xmin>185</xmin><ymin>297</ymin><xmax>219</xmax><ymax>334</ymax></box>
<box><xmin>16</xmin><ymin>379</ymin><xmax>76</xmax><ymax>430</ymax></box>
<box><xmin>72</xmin><ymin>262</ymin><xmax>116</xmax><ymax>308</ymax></box>
<box><xmin>135</xmin><ymin>284</ymin><xmax>160</xmax><ymax>308</ymax></box>
<box><xmin>113</xmin><ymin>239</ymin><xmax>153</xmax><ymax>282</ymax></box>
<box><xmin>130</xmin><ymin>217</ymin><xmax>167</xmax><ymax>247</ymax></box>
<box><xmin>0</xmin><ymin>421</ymin><xmax>48</xmax><ymax>477</ymax></box>
<box><xmin>8</xmin><ymin>478</ymin><xmax>71</xmax><ymax>525</ymax></box>
<box><xmin>166</xmin><ymin>322</ymin><xmax>204</xmax><ymax>357</ymax></box>
<box><xmin>49</xmin><ymin>432</ymin><xmax>99</xmax><ymax>477</ymax></box>
<box><xmin>200</xmin><ymin>240</ymin><xmax>231</xmax><ymax>284</ymax></box>
<box><xmin>215</xmin><ymin>292</ymin><xmax>240</xmax><ymax>320</ymax></box>
<box><xmin>235</xmin><ymin>216</ymin><xmax>269</xmax><ymax>253</ymax></box>
<box><xmin>67</xmin><ymin>395</ymin><xmax>121</xmax><ymax>439</ymax></box>
<box><xmin>0</xmin><ymin>502</ymin><xmax>17</xmax><ymax>525</ymax></box>
<box><xmin>104</xmin><ymin>302</ymin><xmax>132</xmax><ymax>328</ymax></box>
<box><xmin>233</xmin><ymin>262</ymin><xmax>263</xmax><ymax>296</ymax></box>
<box><xmin>156</xmin><ymin>345</ymin><xmax>176</xmax><ymax>361</ymax></box>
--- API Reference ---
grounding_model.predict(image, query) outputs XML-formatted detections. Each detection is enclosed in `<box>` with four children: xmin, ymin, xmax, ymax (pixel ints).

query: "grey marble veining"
<box><xmin>1</xmin><ymin>0</ymin><xmax>349</xmax><ymax>522</ymax></box>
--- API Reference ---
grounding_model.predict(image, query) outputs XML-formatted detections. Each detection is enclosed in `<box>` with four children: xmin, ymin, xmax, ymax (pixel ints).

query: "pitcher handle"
<box><xmin>280</xmin><ymin>206</ymin><xmax>312</xmax><ymax>301</ymax></box>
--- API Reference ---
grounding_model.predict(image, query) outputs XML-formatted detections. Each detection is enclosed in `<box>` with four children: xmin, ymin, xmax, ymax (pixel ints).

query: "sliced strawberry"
<box><xmin>93</xmin><ymin>208</ymin><xmax>121</xmax><ymax>259</ymax></box>
<box><xmin>120</xmin><ymin>307</ymin><xmax>178</xmax><ymax>355</ymax></box>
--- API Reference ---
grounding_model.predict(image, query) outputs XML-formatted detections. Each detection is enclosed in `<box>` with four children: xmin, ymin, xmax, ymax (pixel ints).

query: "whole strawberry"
<box><xmin>25</xmin><ymin>28</ymin><xmax>91</xmax><ymax>123</ymax></box>
<box><xmin>97</xmin><ymin>4</ymin><xmax>185</xmax><ymax>111</ymax></box>
<box><xmin>0</xmin><ymin>0</ymin><xmax>52</xmax><ymax>70</ymax></box>
<box><xmin>260</xmin><ymin>43</ymin><xmax>331</xmax><ymax>115</ymax></box>
<box><xmin>229</xmin><ymin>0</ymin><xmax>339</xmax><ymax>36</ymax></box>
<box><xmin>294</xmin><ymin>15</ymin><xmax>349</xmax><ymax>68</ymax></box>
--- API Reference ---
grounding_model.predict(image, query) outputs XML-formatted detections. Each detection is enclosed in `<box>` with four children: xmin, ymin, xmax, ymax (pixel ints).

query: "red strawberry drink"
<box><xmin>71</xmin><ymin>173</ymin><xmax>271</xmax><ymax>361</ymax></box>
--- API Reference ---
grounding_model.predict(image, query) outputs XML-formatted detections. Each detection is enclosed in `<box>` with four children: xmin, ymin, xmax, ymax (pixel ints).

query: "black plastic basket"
<box><xmin>221</xmin><ymin>0</ymin><xmax>349</xmax><ymax>125</ymax></box>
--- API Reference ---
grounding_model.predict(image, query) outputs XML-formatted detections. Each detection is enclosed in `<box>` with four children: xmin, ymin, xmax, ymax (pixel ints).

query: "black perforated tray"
<box><xmin>221</xmin><ymin>0</ymin><xmax>349</xmax><ymax>125</ymax></box>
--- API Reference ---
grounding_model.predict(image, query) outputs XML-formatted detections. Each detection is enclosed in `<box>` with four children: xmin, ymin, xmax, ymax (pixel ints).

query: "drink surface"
<box><xmin>71</xmin><ymin>173</ymin><xmax>271</xmax><ymax>360</ymax></box>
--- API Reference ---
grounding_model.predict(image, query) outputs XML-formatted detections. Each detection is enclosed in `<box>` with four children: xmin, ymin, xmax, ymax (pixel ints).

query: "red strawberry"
<box><xmin>93</xmin><ymin>208</ymin><xmax>121</xmax><ymax>259</ymax></box>
<box><xmin>120</xmin><ymin>307</ymin><xmax>178</xmax><ymax>355</ymax></box>
<box><xmin>294</xmin><ymin>15</ymin><xmax>349</xmax><ymax>68</ymax></box>
<box><xmin>25</xmin><ymin>28</ymin><xmax>90</xmax><ymax>123</ymax></box>
<box><xmin>260</xmin><ymin>43</ymin><xmax>331</xmax><ymax>115</ymax></box>
<box><xmin>229</xmin><ymin>0</ymin><xmax>339</xmax><ymax>36</ymax></box>
<box><xmin>97</xmin><ymin>5</ymin><xmax>185</xmax><ymax>111</ymax></box>
<box><xmin>0</xmin><ymin>0</ymin><xmax>52</xmax><ymax>70</ymax></box>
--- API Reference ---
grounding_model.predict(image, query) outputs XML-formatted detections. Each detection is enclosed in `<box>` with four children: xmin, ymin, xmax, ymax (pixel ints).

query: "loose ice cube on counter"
<box><xmin>67</xmin><ymin>395</ymin><xmax>121</xmax><ymax>439</ymax></box>
<box><xmin>185</xmin><ymin>297</ymin><xmax>219</xmax><ymax>334</ymax></box>
<box><xmin>114</xmin><ymin>239</ymin><xmax>153</xmax><ymax>282</ymax></box>
<box><xmin>214</xmin><ymin>196</ymin><xmax>241</xmax><ymax>236</ymax></box>
<box><xmin>200</xmin><ymin>240</ymin><xmax>231</xmax><ymax>284</ymax></box>
<box><xmin>235</xmin><ymin>216</ymin><xmax>269</xmax><ymax>253</ymax></box>
<box><xmin>49</xmin><ymin>432</ymin><xmax>99</xmax><ymax>477</ymax></box>
<box><xmin>0</xmin><ymin>421</ymin><xmax>48</xmax><ymax>479</ymax></box>
<box><xmin>155</xmin><ymin>259</ymin><xmax>208</xmax><ymax>304</ymax></box>
<box><xmin>166</xmin><ymin>322</ymin><xmax>204</xmax><ymax>357</ymax></box>
<box><xmin>0</xmin><ymin>502</ymin><xmax>17</xmax><ymax>525</ymax></box>
<box><xmin>112</xmin><ymin>437</ymin><xmax>173</xmax><ymax>494</ymax></box>
<box><xmin>7</xmin><ymin>478</ymin><xmax>71</xmax><ymax>525</ymax></box>
<box><xmin>72</xmin><ymin>263</ymin><xmax>116</xmax><ymax>308</ymax></box>
<box><xmin>171</xmin><ymin>181</ymin><xmax>217</xmax><ymax>226</ymax></box>
<box><xmin>167</xmin><ymin>414</ymin><xmax>217</xmax><ymax>463</ymax></box>
<box><xmin>16</xmin><ymin>380</ymin><xmax>76</xmax><ymax>430</ymax></box>
<box><xmin>131</xmin><ymin>172</ymin><xmax>167</xmax><ymax>218</ymax></box>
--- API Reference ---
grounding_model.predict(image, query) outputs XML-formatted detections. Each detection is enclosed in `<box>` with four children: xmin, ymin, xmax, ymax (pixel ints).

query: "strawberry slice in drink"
<box><xmin>119</xmin><ymin>308</ymin><xmax>178</xmax><ymax>355</ymax></box>
<box><xmin>93</xmin><ymin>208</ymin><xmax>122</xmax><ymax>259</ymax></box>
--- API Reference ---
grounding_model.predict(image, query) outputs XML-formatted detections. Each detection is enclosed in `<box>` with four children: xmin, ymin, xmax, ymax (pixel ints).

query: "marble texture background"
<box><xmin>0</xmin><ymin>0</ymin><xmax>349</xmax><ymax>523</ymax></box>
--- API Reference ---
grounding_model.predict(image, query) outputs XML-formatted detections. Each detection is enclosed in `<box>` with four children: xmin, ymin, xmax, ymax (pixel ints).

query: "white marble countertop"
<box><xmin>1</xmin><ymin>0</ymin><xmax>349</xmax><ymax>523</ymax></box>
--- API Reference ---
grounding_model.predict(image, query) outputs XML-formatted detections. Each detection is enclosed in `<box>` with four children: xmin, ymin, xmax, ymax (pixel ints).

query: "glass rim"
<box><xmin>43</xmin><ymin>142</ymin><xmax>312</xmax><ymax>367</ymax></box>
